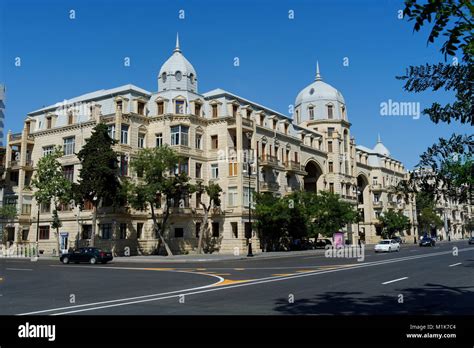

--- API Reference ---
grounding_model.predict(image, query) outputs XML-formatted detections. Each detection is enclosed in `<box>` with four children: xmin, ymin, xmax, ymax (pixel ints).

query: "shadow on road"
<box><xmin>274</xmin><ymin>283</ymin><xmax>474</xmax><ymax>315</ymax></box>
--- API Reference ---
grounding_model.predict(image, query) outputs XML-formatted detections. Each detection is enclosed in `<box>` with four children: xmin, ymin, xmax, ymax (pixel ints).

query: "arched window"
<box><xmin>161</xmin><ymin>72</ymin><xmax>167</xmax><ymax>83</ymax></box>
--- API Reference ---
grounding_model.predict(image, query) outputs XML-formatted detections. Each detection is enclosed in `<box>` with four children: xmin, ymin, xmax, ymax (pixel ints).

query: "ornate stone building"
<box><xmin>3</xmin><ymin>36</ymin><xmax>470</xmax><ymax>255</ymax></box>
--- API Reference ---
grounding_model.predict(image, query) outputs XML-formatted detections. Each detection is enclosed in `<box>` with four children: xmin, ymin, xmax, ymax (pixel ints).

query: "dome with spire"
<box><xmin>158</xmin><ymin>33</ymin><xmax>198</xmax><ymax>93</ymax></box>
<box><xmin>294</xmin><ymin>62</ymin><xmax>347</xmax><ymax>124</ymax></box>
<box><xmin>373</xmin><ymin>134</ymin><xmax>390</xmax><ymax>156</ymax></box>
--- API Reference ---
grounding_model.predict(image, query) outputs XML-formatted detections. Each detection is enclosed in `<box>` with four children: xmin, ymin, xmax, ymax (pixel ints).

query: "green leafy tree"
<box><xmin>378</xmin><ymin>209</ymin><xmax>412</xmax><ymax>239</ymax></box>
<box><xmin>0</xmin><ymin>205</ymin><xmax>17</xmax><ymax>243</ymax></box>
<box><xmin>128</xmin><ymin>146</ymin><xmax>194</xmax><ymax>256</ymax></box>
<box><xmin>415</xmin><ymin>192</ymin><xmax>444</xmax><ymax>235</ymax></box>
<box><xmin>194</xmin><ymin>182</ymin><xmax>222</xmax><ymax>254</ymax></box>
<box><xmin>307</xmin><ymin>191</ymin><xmax>358</xmax><ymax>238</ymax></box>
<box><xmin>75</xmin><ymin>123</ymin><xmax>122</xmax><ymax>247</ymax></box>
<box><xmin>31</xmin><ymin>146</ymin><xmax>73</xmax><ymax>254</ymax></box>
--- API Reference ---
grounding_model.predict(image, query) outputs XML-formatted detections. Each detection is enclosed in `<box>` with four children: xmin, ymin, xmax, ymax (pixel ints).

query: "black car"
<box><xmin>60</xmin><ymin>247</ymin><xmax>113</xmax><ymax>264</ymax></box>
<box><xmin>314</xmin><ymin>239</ymin><xmax>332</xmax><ymax>249</ymax></box>
<box><xmin>419</xmin><ymin>237</ymin><xmax>436</xmax><ymax>247</ymax></box>
<box><xmin>469</xmin><ymin>237</ymin><xmax>474</xmax><ymax>245</ymax></box>
<box><xmin>391</xmin><ymin>236</ymin><xmax>403</xmax><ymax>244</ymax></box>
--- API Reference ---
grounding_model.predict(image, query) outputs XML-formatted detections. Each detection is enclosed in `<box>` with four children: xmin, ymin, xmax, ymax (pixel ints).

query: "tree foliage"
<box><xmin>128</xmin><ymin>145</ymin><xmax>195</xmax><ymax>255</ymax></box>
<box><xmin>378</xmin><ymin>209</ymin><xmax>412</xmax><ymax>238</ymax></box>
<box><xmin>398</xmin><ymin>0</ymin><xmax>472</xmax><ymax>125</ymax></box>
<box><xmin>75</xmin><ymin>123</ymin><xmax>122</xmax><ymax>246</ymax></box>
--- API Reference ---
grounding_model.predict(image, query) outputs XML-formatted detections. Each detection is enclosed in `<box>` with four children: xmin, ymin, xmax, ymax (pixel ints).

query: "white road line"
<box><xmin>18</xmin><ymin>246</ymin><xmax>474</xmax><ymax>316</ymax></box>
<box><xmin>18</xmin><ymin>269</ymin><xmax>224</xmax><ymax>316</ymax></box>
<box><xmin>6</xmin><ymin>268</ymin><xmax>33</xmax><ymax>271</ymax></box>
<box><xmin>382</xmin><ymin>277</ymin><xmax>408</xmax><ymax>285</ymax></box>
<box><xmin>41</xmin><ymin>246</ymin><xmax>474</xmax><ymax>316</ymax></box>
<box><xmin>448</xmin><ymin>262</ymin><xmax>462</xmax><ymax>267</ymax></box>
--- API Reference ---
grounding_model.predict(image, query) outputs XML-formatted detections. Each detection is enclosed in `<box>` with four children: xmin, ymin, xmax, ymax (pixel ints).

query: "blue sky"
<box><xmin>0</xmin><ymin>0</ymin><xmax>470</xmax><ymax>169</ymax></box>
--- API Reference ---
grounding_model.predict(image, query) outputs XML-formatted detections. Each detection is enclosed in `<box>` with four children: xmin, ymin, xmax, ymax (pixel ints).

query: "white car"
<box><xmin>374</xmin><ymin>239</ymin><xmax>400</xmax><ymax>253</ymax></box>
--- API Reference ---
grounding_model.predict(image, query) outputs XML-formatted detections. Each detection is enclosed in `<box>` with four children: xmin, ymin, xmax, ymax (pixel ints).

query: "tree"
<box><xmin>415</xmin><ymin>192</ymin><xmax>444</xmax><ymax>236</ymax></box>
<box><xmin>398</xmin><ymin>0</ymin><xmax>473</xmax><ymax>125</ymax></box>
<box><xmin>307</xmin><ymin>191</ymin><xmax>358</xmax><ymax>238</ymax></box>
<box><xmin>31</xmin><ymin>146</ymin><xmax>73</xmax><ymax>255</ymax></box>
<box><xmin>75</xmin><ymin>123</ymin><xmax>122</xmax><ymax>247</ymax></box>
<box><xmin>398</xmin><ymin>0</ymin><xmax>473</xmax><ymax>204</ymax></box>
<box><xmin>194</xmin><ymin>182</ymin><xmax>222</xmax><ymax>254</ymax></box>
<box><xmin>128</xmin><ymin>146</ymin><xmax>194</xmax><ymax>256</ymax></box>
<box><xmin>0</xmin><ymin>205</ymin><xmax>17</xmax><ymax>243</ymax></box>
<box><xmin>378</xmin><ymin>209</ymin><xmax>411</xmax><ymax>239</ymax></box>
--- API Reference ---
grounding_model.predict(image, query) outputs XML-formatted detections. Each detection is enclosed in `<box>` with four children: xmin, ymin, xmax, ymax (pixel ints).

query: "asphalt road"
<box><xmin>1</xmin><ymin>240</ymin><xmax>473</xmax><ymax>315</ymax></box>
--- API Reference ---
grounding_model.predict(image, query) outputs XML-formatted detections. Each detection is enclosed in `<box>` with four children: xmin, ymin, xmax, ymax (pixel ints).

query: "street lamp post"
<box><xmin>35</xmin><ymin>201</ymin><xmax>40</xmax><ymax>258</ymax></box>
<box><xmin>245</xmin><ymin>132</ymin><xmax>254</xmax><ymax>257</ymax></box>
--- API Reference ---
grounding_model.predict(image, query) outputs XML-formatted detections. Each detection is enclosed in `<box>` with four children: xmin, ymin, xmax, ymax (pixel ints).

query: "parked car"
<box><xmin>419</xmin><ymin>237</ymin><xmax>436</xmax><ymax>247</ymax></box>
<box><xmin>314</xmin><ymin>239</ymin><xmax>332</xmax><ymax>249</ymax></box>
<box><xmin>375</xmin><ymin>239</ymin><xmax>400</xmax><ymax>253</ymax></box>
<box><xmin>468</xmin><ymin>236</ymin><xmax>474</xmax><ymax>245</ymax></box>
<box><xmin>391</xmin><ymin>236</ymin><xmax>403</xmax><ymax>244</ymax></box>
<box><xmin>60</xmin><ymin>247</ymin><xmax>113</xmax><ymax>264</ymax></box>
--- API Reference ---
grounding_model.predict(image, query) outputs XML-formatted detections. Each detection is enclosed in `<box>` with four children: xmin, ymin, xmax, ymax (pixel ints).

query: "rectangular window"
<box><xmin>171</xmin><ymin>125</ymin><xmax>189</xmax><ymax>146</ymax></box>
<box><xmin>328</xmin><ymin>162</ymin><xmax>334</xmax><ymax>173</ymax></box>
<box><xmin>22</xmin><ymin>228</ymin><xmax>29</xmax><ymax>241</ymax></box>
<box><xmin>212</xmin><ymin>222</ymin><xmax>219</xmax><ymax>237</ymax></box>
<box><xmin>116</xmin><ymin>100</ymin><xmax>123</xmax><ymax>112</ymax></box>
<box><xmin>195</xmin><ymin>163</ymin><xmax>202</xmax><ymax>179</ymax></box>
<box><xmin>40</xmin><ymin>202</ymin><xmax>51</xmax><ymax>213</ymax></box>
<box><xmin>228</xmin><ymin>187</ymin><xmax>238</xmax><ymax>207</ymax></box>
<box><xmin>68</xmin><ymin>113</ymin><xmax>74</xmax><ymax>125</ymax></box>
<box><xmin>137</xmin><ymin>101</ymin><xmax>145</xmax><ymax>115</ymax></box>
<box><xmin>329</xmin><ymin>183</ymin><xmax>334</xmax><ymax>194</ymax></box>
<box><xmin>107</xmin><ymin>124</ymin><xmax>115</xmax><ymax>140</ymax></box>
<box><xmin>63</xmin><ymin>137</ymin><xmax>75</xmax><ymax>155</ymax></box>
<box><xmin>228</xmin><ymin>162</ymin><xmax>238</xmax><ymax>176</ymax></box>
<box><xmin>211</xmin><ymin>164</ymin><xmax>219</xmax><ymax>179</ymax></box>
<box><xmin>195</xmin><ymin>133</ymin><xmax>202</xmax><ymax>149</ymax></box>
<box><xmin>195</xmin><ymin>103</ymin><xmax>201</xmax><ymax>116</ymax></box>
<box><xmin>100</xmin><ymin>224</ymin><xmax>112</xmax><ymax>239</ymax></box>
<box><xmin>174</xmin><ymin>227</ymin><xmax>184</xmax><ymax>238</ymax></box>
<box><xmin>195</xmin><ymin>223</ymin><xmax>201</xmax><ymax>238</ymax></box>
<box><xmin>63</xmin><ymin>165</ymin><xmax>74</xmax><ymax>182</ymax></box>
<box><xmin>46</xmin><ymin>117</ymin><xmax>52</xmax><ymax>129</ymax></box>
<box><xmin>21</xmin><ymin>204</ymin><xmax>31</xmax><ymax>215</ymax></box>
<box><xmin>178</xmin><ymin>158</ymin><xmax>189</xmax><ymax>175</ymax></box>
<box><xmin>137</xmin><ymin>223</ymin><xmax>144</xmax><ymax>239</ymax></box>
<box><xmin>119</xmin><ymin>223</ymin><xmax>127</xmax><ymax>239</ymax></box>
<box><xmin>156</xmin><ymin>133</ymin><xmax>163</xmax><ymax>147</ymax></box>
<box><xmin>232</xmin><ymin>105</ymin><xmax>238</xmax><ymax>117</ymax></box>
<box><xmin>212</xmin><ymin>104</ymin><xmax>218</xmax><ymax>118</ymax></box>
<box><xmin>120</xmin><ymin>155</ymin><xmax>129</xmax><ymax>176</ymax></box>
<box><xmin>211</xmin><ymin>135</ymin><xmax>218</xmax><ymax>149</ymax></box>
<box><xmin>196</xmin><ymin>192</ymin><xmax>202</xmax><ymax>207</ymax></box>
<box><xmin>157</xmin><ymin>101</ymin><xmax>164</xmax><ymax>115</ymax></box>
<box><xmin>328</xmin><ymin>105</ymin><xmax>333</xmax><ymax>119</ymax></box>
<box><xmin>309</xmin><ymin>107</ymin><xmax>314</xmax><ymax>120</ymax></box>
<box><xmin>328</xmin><ymin>127</ymin><xmax>335</xmax><ymax>137</ymax></box>
<box><xmin>243</xmin><ymin>187</ymin><xmax>255</xmax><ymax>207</ymax></box>
<box><xmin>231</xmin><ymin>222</ymin><xmax>238</xmax><ymax>238</ymax></box>
<box><xmin>121</xmin><ymin>125</ymin><xmax>129</xmax><ymax>144</ymax></box>
<box><xmin>138</xmin><ymin>134</ymin><xmax>145</xmax><ymax>148</ymax></box>
<box><xmin>39</xmin><ymin>226</ymin><xmax>50</xmax><ymax>240</ymax></box>
<box><xmin>175</xmin><ymin>100</ymin><xmax>185</xmax><ymax>114</ymax></box>
<box><xmin>328</xmin><ymin>141</ymin><xmax>333</xmax><ymax>153</ymax></box>
<box><xmin>373</xmin><ymin>177</ymin><xmax>378</xmax><ymax>185</ymax></box>
<box><xmin>42</xmin><ymin>146</ymin><xmax>54</xmax><ymax>157</ymax></box>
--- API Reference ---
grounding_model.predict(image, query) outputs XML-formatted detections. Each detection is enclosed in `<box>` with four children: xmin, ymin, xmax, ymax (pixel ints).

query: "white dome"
<box><xmin>373</xmin><ymin>135</ymin><xmax>390</xmax><ymax>156</ymax></box>
<box><xmin>158</xmin><ymin>34</ymin><xmax>198</xmax><ymax>93</ymax></box>
<box><xmin>295</xmin><ymin>79</ymin><xmax>345</xmax><ymax>106</ymax></box>
<box><xmin>294</xmin><ymin>63</ymin><xmax>346</xmax><ymax>123</ymax></box>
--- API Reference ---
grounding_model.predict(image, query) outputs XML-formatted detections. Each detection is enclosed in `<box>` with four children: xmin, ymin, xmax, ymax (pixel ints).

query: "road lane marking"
<box><xmin>21</xmin><ymin>246</ymin><xmax>474</xmax><ymax>315</ymax></box>
<box><xmin>47</xmin><ymin>247</ymin><xmax>473</xmax><ymax>315</ymax></box>
<box><xmin>382</xmin><ymin>277</ymin><xmax>408</xmax><ymax>285</ymax></box>
<box><xmin>6</xmin><ymin>268</ymin><xmax>32</xmax><ymax>271</ymax></box>
<box><xmin>448</xmin><ymin>262</ymin><xmax>462</xmax><ymax>267</ymax></box>
<box><xmin>18</xmin><ymin>268</ymin><xmax>224</xmax><ymax>316</ymax></box>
